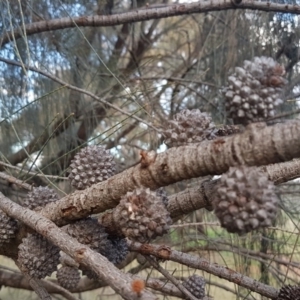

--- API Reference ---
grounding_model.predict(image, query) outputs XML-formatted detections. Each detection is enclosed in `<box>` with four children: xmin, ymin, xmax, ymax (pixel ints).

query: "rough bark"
<box><xmin>39</xmin><ymin>121</ymin><xmax>300</xmax><ymax>226</ymax></box>
<box><xmin>100</xmin><ymin>158</ymin><xmax>300</xmax><ymax>233</ymax></box>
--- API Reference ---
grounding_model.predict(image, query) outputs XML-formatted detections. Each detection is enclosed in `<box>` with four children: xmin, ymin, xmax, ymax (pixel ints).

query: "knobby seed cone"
<box><xmin>57</xmin><ymin>265</ymin><xmax>80</xmax><ymax>290</ymax></box>
<box><xmin>107</xmin><ymin>234</ymin><xmax>129</xmax><ymax>265</ymax></box>
<box><xmin>212</xmin><ymin>166</ymin><xmax>278</xmax><ymax>234</ymax></box>
<box><xmin>215</xmin><ymin>125</ymin><xmax>241</xmax><ymax>137</ymax></box>
<box><xmin>24</xmin><ymin>186</ymin><xmax>59</xmax><ymax>209</ymax></box>
<box><xmin>224</xmin><ymin>56</ymin><xmax>286</xmax><ymax>125</ymax></box>
<box><xmin>66</xmin><ymin>218</ymin><xmax>112</xmax><ymax>279</ymax></box>
<box><xmin>156</xmin><ymin>187</ymin><xmax>169</xmax><ymax>207</ymax></box>
<box><xmin>114</xmin><ymin>188</ymin><xmax>172</xmax><ymax>243</ymax></box>
<box><xmin>0</xmin><ymin>210</ymin><xmax>18</xmax><ymax>246</ymax></box>
<box><xmin>69</xmin><ymin>145</ymin><xmax>116</xmax><ymax>190</ymax></box>
<box><xmin>66</xmin><ymin>218</ymin><xmax>110</xmax><ymax>254</ymax></box>
<box><xmin>182</xmin><ymin>274</ymin><xmax>206</xmax><ymax>299</ymax></box>
<box><xmin>18</xmin><ymin>233</ymin><xmax>60</xmax><ymax>279</ymax></box>
<box><xmin>276</xmin><ymin>285</ymin><xmax>300</xmax><ymax>300</ymax></box>
<box><xmin>162</xmin><ymin>109</ymin><xmax>216</xmax><ymax>147</ymax></box>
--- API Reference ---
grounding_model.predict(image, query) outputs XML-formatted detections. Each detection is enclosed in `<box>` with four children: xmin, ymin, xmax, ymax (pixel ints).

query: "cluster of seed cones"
<box><xmin>224</xmin><ymin>56</ymin><xmax>286</xmax><ymax>125</ymax></box>
<box><xmin>1</xmin><ymin>90</ymin><xmax>286</xmax><ymax>295</ymax></box>
<box><xmin>212</xmin><ymin>166</ymin><xmax>278</xmax><ymax>234</ymax></box>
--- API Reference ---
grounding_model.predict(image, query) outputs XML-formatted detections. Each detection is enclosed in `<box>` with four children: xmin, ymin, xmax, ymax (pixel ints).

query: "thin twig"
<box><xmin>144</xmin><ymin>256</ymin><xmax>199</xmax><ymax>300</ymax></box>
<box><xmin>0</xmin><ymin>171</ymin><xmax>32</xmax><ymax>191</ymax></box>
<box><xmin>0</xmin><ymin>57</ymin><xmax>160</xmax><ymax>132</ymax></box>
<box><xmin>0</xmin><ymin>162</ymin><xmax>67</xmax><ymax>180</ymax></box>
<box><xmin>128</xmin><ymin>241</ymin><xmax>279</xmax><ymax>299</ymax></box>
<box><xmin>2</xmin><ymin>1</ymin><xmax>300</xmax><ymax>47</ymax></box>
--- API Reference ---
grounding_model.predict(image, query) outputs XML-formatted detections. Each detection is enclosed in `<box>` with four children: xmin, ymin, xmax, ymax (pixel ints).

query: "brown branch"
<box><xmin>2</xmin><ymin>1</ymin><xmax>300</xmax><ymax>48</ymax></box>
<box><xmin>0</xmin><ymin>171</ymin><xmax>32</xmax><ymax>191</ymax></box>
<box><xmin>38</xmin><ymin>121</ymin><xmax>300</xmax><ymax>226</ymax></box>
<box><xmin>100</xmin><ymin>158</ymin><xmax>300</xmax><ymax>234</ymax></box>
<box><xmin>128</xmin><ymin>241</ymin><xmax>279</xmax><ymax>299</ymax></box>
<box><xmin>0</xmin><ymin>269</ymin><xmax>89</xmax><ymax>299</ymax></box>
<box><xmin>0</xmin><ymin>192</ymin><xmax>157</xmax><ymax>300</ymax></box>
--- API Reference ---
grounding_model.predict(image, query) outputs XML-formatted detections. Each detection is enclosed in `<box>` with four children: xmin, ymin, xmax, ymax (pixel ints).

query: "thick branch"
<box><xmin>39</xmin><ymin>121</ymin><xmax>300</xmax><ymax>226</ymax></box>
<box><xmin>100</xmin><ymin>158</ymin><xmax>300</xmax><ymax>233</ymax></box>
<box><xmin>2</xmin><ymin>1</ymin><xmax>300</xmax><ymax>47</ymax></box>
<box><xmin>0</xmin><ymin>192</ymin><xmax>157</xmax><ymax>300</ymax></box>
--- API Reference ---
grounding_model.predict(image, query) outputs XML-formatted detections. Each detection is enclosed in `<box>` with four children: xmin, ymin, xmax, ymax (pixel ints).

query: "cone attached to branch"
<box><xmin>0</xmin><ymin>210</ymin><xmax>18</xmax><ymax>246</ymax></box>
<box><xmin>156</xmin><ymin>187</ymin><xmax>169</xmax><ymax>207</ymax></box>
<box><xmin>57</xmin><ymin>265</ymin><xmax>80</xmax><ymax>290</ymax></box>
<box><xmin>24</xmin><ymin>186</ymin><xmax>59</xmax><ymax>210</ymax></box>
<box><xmin>106</xmin><ymin>234</ymin><xmax>129</xmax><ymax>265</ymax></box>
<box><xmin>66</xmin><ymin>218</ymin><xmax>113</xmax><ymax>279</ymax></box>
<box><xmin>162</xmin><ymin>109</ymin><xmax>216</xmax><ymax>147</ymax></box>
<box><xmin>276</xmin><ymin>285</ymin><xmax>300</xmax><ymax>300</ymax></box>
<box><xmin>224</xmin><ymin>56</ymin><xmax>286</xmax><ymax>125</ymax></box>
<box><xmin>212</xmin><ymin>166</ymin><xmax>278</xmax><ymax>234</ymax></box>
<box><xmin>69</xmin><ymin>145</ymin><xmax>116</xmax><ymax>190</ymax></box>
<box><xmin>182</xmin><ymin>274</ymin><xmax>206</xmax><ymax>299</ymax></box>
<box><xmin>114</xmin><ymin>188</ymin><xmax>172</xmax><ymax>243</ymax></box>
<box><xmin>18</xmin><ymin>233</ymin><xmax>60</xmax><ymax>279</ymax></box>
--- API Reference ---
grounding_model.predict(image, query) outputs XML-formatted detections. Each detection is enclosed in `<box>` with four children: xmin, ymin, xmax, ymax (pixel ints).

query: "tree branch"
<box><xmin>128</xmin><ymin>241</ymin><xmax>279</xmax><ymax>299</ymax></box>
<box><xmin>0</xmin><ymin>192</ymin><xmax>157</xmax><ymax>300</ymax></box>
<box><xmin>2</xmin><ymin>1</ymin><xmax>300</xmax><ymax>48</ymax></box>
<box><xmin>38</xmin><ymin>121</ymin><xmax>300</xmax><ymax>226</ymax></box>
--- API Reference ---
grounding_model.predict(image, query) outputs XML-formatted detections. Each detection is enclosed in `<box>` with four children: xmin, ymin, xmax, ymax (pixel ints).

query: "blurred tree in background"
<box><xmin>1</xmin><ymin>0</ymin><xmax>300</xmax><ymax>299</ymax></box>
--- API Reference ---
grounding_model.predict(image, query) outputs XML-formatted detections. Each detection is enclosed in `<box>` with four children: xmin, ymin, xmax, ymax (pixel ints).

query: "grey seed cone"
<box><xmin>276</xmin><ymin>285</ymin><xmax>300</xmax><ymax>300</ymax></box>
<box><xmin>162</xmin><ymin>109</ymin><xmax>216</xmax><ymax>147</ymax></box>
<box><xmin>69</xmin><ymin>145</ymin><xmax>116</xmax><ymax>190</ymax></box>
<box><xmin>57</xmin><ymin>265</ymin><xmax>80</xmax><ymax>290</ymax></box>
<box><xmin>66</xmin><ymin>218</ymin><xmax>112</xmax><ymax>280</ymax></box>
<box><xmin>24</xmin><ymin>186</ymin><xmax>59</xmax><ymax>210</ymax></box>
<box><xmin>224</xmin><ymin>56</ymin><xmax>286</xmax><ymax>125</ymax></box>
<box><xmin>212</xmin><ymin>166</ymin><xmax>278</xmax><ymax>234</ymax></box>
<box><xmin>182</xmin><ymin>274</ymin><xmax>206</xmax><ymax>299</ymax></box>
<box><xmin>114</xmin><ymin>188</ymin><xmax>172</xmax><ymax>243</ymax></box>
<box><xmin>18</xmin><ymin>233</ymin><xmax>60</xmax><ymax>279</ymax></box>
<box><xmin>0</xmin><ymin>210</ymin><xmax>18</xmax><ymax>246</ymax></box>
